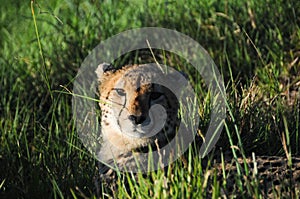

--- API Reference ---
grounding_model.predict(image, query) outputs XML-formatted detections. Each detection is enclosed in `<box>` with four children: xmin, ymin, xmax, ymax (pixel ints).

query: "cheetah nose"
<box><xmin>128</xmin><ymin>115</ymin><xmax>146</xmax><ymax>124</ymax></box>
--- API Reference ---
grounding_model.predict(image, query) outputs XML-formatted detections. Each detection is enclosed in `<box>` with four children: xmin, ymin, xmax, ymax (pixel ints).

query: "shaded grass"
<box><xmin>0</xmin><ymin>0</ymin><xmax>299</xmax><ymax>198</ymax></box>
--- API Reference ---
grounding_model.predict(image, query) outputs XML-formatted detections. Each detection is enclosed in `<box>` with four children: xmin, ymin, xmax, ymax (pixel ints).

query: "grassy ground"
<box><xmin>0</xmin><ymin>0</ymin><xmax>299</xmax><ymax>198</ymax></box>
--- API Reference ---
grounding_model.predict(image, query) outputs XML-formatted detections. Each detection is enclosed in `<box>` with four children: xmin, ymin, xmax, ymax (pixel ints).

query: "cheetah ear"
<box><xmin>95</xmin><ymin>63</ymin><xmax>113</xmax><ymax>82</ymax></box>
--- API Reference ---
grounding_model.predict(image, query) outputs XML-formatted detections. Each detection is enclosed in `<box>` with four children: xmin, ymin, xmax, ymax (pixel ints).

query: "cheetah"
<box><xmin>95</xmin><ymin>63</ymin><xmax>300</xmax><ymax>197</ymax></box>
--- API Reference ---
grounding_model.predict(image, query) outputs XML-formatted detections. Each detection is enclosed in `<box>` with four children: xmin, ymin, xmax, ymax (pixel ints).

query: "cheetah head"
<box><xmin>96</xmin><ymin>64</ymin><xmax>181</xmax><ymax>157</ymax></box>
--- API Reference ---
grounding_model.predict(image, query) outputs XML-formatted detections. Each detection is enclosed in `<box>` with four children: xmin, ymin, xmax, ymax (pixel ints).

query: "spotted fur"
<box><xmin>96</xmin><ymin>63</ymin><xmax>180</xmax><ymax>168</ymax></box>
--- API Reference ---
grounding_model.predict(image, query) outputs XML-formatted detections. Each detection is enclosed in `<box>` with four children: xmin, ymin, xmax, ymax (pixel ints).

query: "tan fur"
<box><xmin>96</xmin><ymin>64</ymin><xmax>179</xmax><ymax>164</ymax></box>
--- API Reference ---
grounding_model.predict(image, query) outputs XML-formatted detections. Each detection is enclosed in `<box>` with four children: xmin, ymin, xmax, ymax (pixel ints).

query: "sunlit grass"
<box><xmin>0</xmin><ymin>0</ymin><xmax>299</xmax><ymax>198</ymax></box>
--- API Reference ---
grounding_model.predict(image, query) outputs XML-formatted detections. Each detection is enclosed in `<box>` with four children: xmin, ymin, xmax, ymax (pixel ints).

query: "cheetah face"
<box><xmin>96</xmin><ymin>63</ymin><xmax>179</xmax><ymax>150</ymax></box>
<box><xmin>110</xmin><ymin>78</ymin><xmax>168</xmax><ymax>138</ymax></box>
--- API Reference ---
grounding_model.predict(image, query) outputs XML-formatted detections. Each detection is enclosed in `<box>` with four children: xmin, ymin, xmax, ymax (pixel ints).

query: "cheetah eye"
<box><xmin>150</xmin><ymin>92</ymin><xmax>163</xmax><ymax>100</ymax></box>
<box><xmin>114</xmin><ymin>88</ymin><xmax>126</xmax><ymax>96</ymax></box>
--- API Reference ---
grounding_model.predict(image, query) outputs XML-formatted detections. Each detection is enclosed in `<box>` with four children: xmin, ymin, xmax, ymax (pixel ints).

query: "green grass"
<box><xmin>0</xmin><ymin>0</ymin><xmax>299</xmax><ymax>198</ymax></box>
